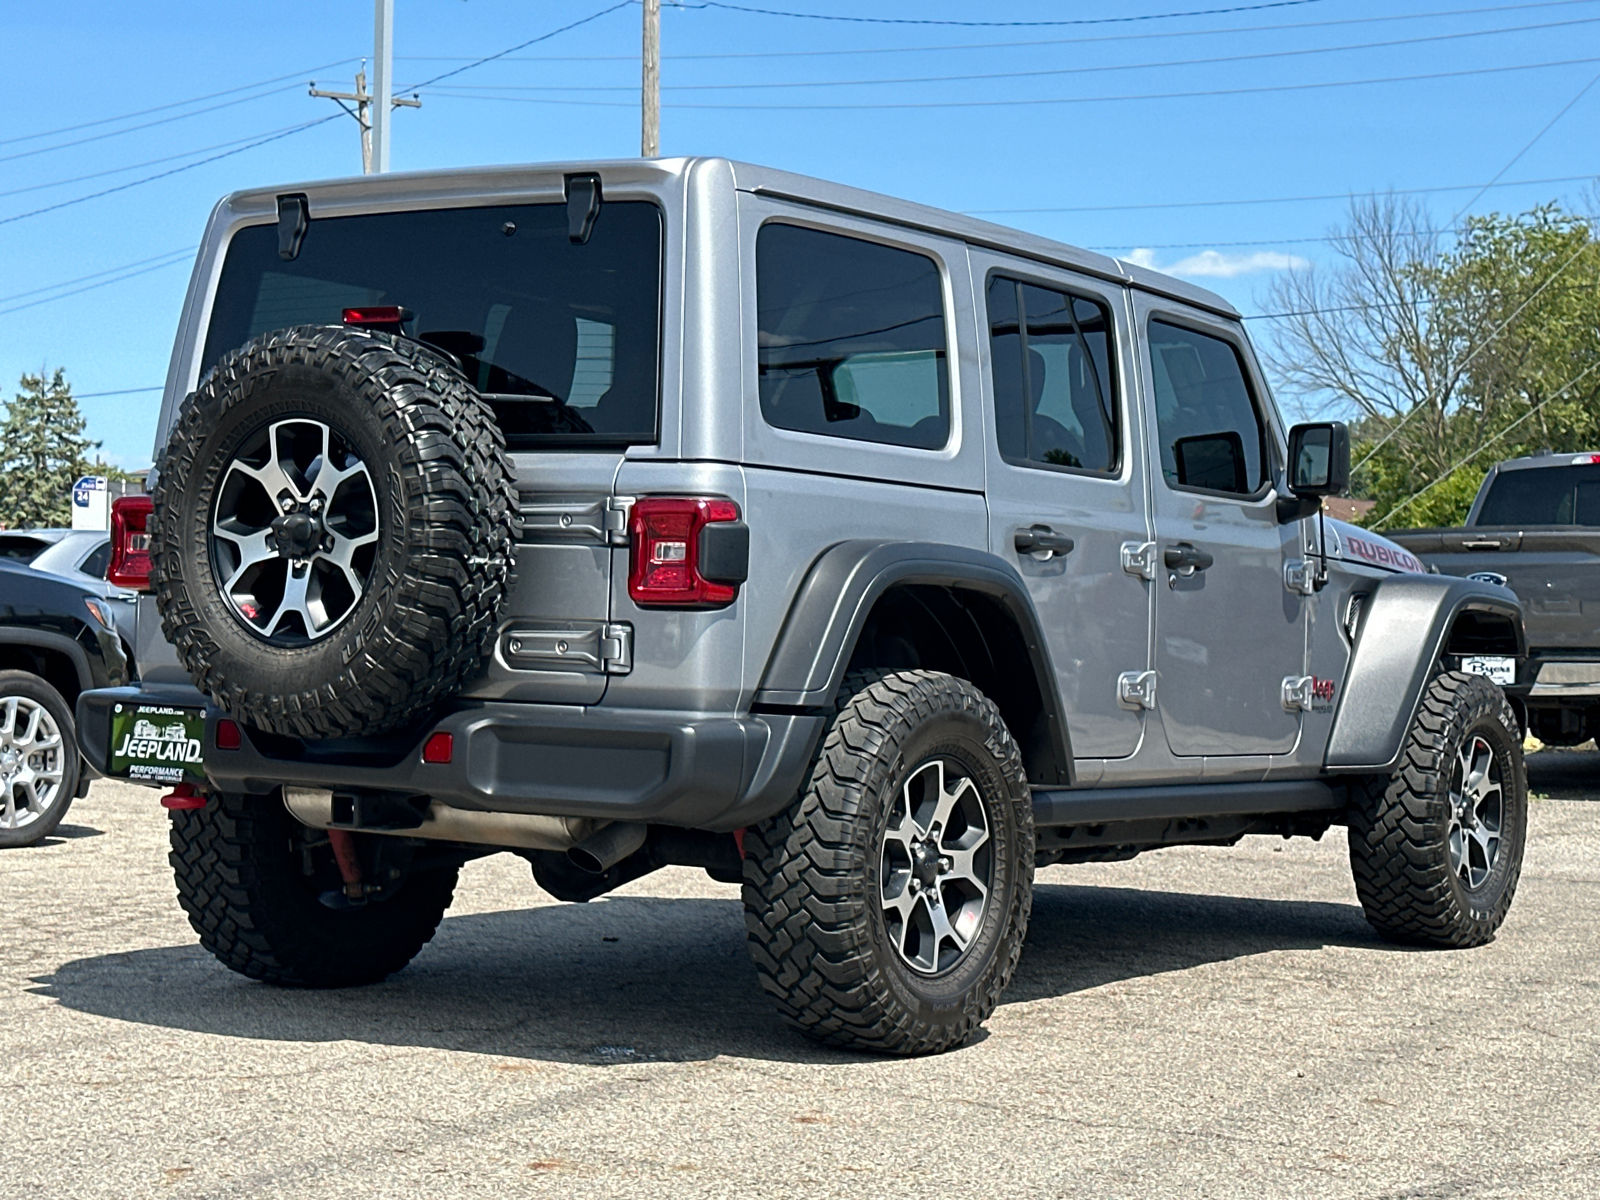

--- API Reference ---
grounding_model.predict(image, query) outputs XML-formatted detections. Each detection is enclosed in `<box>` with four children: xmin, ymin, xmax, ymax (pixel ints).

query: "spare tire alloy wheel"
<box><xmin>0</xmin><ymin>671</ymin><xmax>79</xmax><ymax>849</ymax></box>
<box><xmin>213</xmin><ymin>418</ymin><xmax>379</xmax><ymax>643</ymax></box>
<box><xmin>152</xmin><ymin>326</ymin><xmax>517</xmax><ymax>739</ymax></box>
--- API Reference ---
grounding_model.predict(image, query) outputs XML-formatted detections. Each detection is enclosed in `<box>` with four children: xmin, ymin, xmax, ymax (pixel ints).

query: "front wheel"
<box><xmin>1348</xmin><ymin>670</ymin><xmax>1527</xmax><ymax>948</ymax></box>
<box><xmin>743</xmin><ymin>670</ymin><xmax>1033</xmax><ymax>1055</ymax></box>
<box><xmin>0</xmin><ymin>670</ymin><xmax>79</xmax><ymax>849</ymax></box>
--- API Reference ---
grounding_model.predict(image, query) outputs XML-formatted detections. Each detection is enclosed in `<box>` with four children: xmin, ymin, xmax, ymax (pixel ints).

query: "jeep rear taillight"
<box><xmin>108</xmin><ymin>495</ymin><xmax>155</xmax><ymax>590</ymax></box>
<box><xmin>627</xmin><ymin>497</ymin><xmax>747</xmax><ymax>608</ymax></box>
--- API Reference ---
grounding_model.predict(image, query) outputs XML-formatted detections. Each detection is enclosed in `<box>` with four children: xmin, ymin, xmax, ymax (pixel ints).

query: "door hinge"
<box><xmin>604</xmin><ymin>496</ymin><xmax>634</xmax><ymax>546</ymax></box>
<box><xmin>1121</xmin><ymin>540</ymin><xmax>1158</xmax><ymax>582</ymax></box>
<box><xmin>600</xmin><ymin>622</ymin><xmax>634</xmax><ymax>674</ymax></box>
<box><xmin>1282</xmin><ymin>674</ymin><xmax>1313</xmax><ymax>711</ymax></box>
<box><xmin>1117</xmin><ymin>669</ymin><xmax>1158</xmax><ymax>711</ymax></box>
<box><xmin>1284</xmin><ymin>558</ymin><xmax>1323</xmax><ymax>596</ymax></box>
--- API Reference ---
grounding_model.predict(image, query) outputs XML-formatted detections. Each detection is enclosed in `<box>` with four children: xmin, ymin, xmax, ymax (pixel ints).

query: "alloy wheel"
<box><xmin>211</xmin><ymin>418</ymin><xmax>379</xmax><ymax>644</ymax></box>
<box><xmin>1448</xmin><ymin>733</ymin><xmax>1504</xmax><ymax>890</ymax></box>
<box><xmin>0</xmin><ymin>695</ymin><xmax>65</xmax><ymax>832</ymax></box>
<box><xmin>879</xmin><ymin>757</ymin><xmax>994</xmax><ymax>975</ymax></box>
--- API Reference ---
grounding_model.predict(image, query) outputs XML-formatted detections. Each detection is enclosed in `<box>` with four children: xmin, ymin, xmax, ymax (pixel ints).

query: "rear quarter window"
<box><xmin>756</xmin><ymin>223</ymin><xmax>950</xmax><ymax>451</ymax></box>
<box><xmin>1477</xmin><ymin>463</ymin><xmax>1600</xmax><ymax>526</ymax></box>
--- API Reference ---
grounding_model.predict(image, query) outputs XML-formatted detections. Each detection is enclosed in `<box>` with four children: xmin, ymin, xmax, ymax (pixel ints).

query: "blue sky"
<box><xmin>2</xmin><ymin>0</ymin><xmax>1596</xmax><ymax>467</ymax></box>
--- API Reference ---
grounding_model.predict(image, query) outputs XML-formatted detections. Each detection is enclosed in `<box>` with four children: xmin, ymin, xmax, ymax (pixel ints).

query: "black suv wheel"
<box><xmin>1348</xmin><ymin>670</ymin><xmax>1528</xmax><ymax>948</ymax></box>
<box><xmin>0</xmin><ymin>669</ymin><xmax>79</xmax><ymax>849</ymax></box>
<box><xmin>743</xmin><ymin>669</ymin><xmax>1033</xmax><ymax>1055</ymax></box>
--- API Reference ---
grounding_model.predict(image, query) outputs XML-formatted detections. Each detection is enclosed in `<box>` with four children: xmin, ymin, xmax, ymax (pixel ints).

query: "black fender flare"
<box><xmin>754</xmin><ymin>540</ymin><xmax>1073</xmax><ymax>783</ymax></box>
<box><xmin>0</xmin><ymin>628</ymin><xmax>94</xmax><ymax>694</ymax></box>
<box><xmin>1325</xmin><ymin>573</ymin><xmax>1525</xmax><ymax>773</ymax></box>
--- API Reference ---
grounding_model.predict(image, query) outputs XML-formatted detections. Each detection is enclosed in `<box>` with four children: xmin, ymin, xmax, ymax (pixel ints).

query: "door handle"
<box><xmin>1164</xmin><ymin>542</ymin><xmax>1214</xmax><ymax>575</ymax></box>
<box><xmin>1014</xmin><ymin>525</ymin><xmax>1075</xmax><ymax>558</ymax></box>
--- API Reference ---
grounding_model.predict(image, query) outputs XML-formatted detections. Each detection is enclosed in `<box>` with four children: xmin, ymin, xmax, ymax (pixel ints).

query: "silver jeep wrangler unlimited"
<box><xmin>78</xmin><ymin>158</ymin><xmax>1528</xmax><ymax>1055</ymax></box>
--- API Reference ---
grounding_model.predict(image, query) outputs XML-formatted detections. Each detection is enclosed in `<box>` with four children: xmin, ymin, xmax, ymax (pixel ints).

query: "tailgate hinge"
<box><xmin>601</xmin><ymin>623</ymin><xmax>634</xmax><ymax>674</ymax></box>
<box><xmin>605</xmin><ymin>496</ymin><xmax>634</xmax><ymax>546</ymax></box>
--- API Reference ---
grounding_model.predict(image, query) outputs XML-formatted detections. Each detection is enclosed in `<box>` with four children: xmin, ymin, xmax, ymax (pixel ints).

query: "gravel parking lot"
<box><xmin>5</xmin><ymin>760</ymin><xmax>1599</xmax><ymax>1200</ymax></box>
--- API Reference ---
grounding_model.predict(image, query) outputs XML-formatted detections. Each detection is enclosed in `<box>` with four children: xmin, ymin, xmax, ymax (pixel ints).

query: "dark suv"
<box><xmin>0</xmin><ymin>559</ymin><xmax>128</xmax><ymax>845</ymax></box>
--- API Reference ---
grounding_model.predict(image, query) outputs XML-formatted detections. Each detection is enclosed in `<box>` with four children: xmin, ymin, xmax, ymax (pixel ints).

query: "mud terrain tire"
<box><xmin>743</xmin><ymin>669</ymin><xmax>1033</xmax><ymax>1056</ymax></box>
<box><xmin>152</xmin><ymin>325</ymin><xmax>516</xmax><ymax>739</ymax></box>
<box><xmin>1348</xmin><ymin>670</ymin><xmax>1527</xmax><ymax>948</ymax></box>
<box><xmin>170</xmin><ymin>790</ymin><xmax>458</xmax><ymax>987</ymax></box>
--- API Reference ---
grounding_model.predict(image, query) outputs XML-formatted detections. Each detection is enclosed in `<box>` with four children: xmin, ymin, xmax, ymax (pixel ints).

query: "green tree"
<box><xmin>0</xmin><ymin>369</ymin><xmax>98</xmax><ymax>529</ymax></box>
<box><xmin>1261</xmin><ymin>198</ymin><xmax>1600</xmax><ymax>528</ymax></box>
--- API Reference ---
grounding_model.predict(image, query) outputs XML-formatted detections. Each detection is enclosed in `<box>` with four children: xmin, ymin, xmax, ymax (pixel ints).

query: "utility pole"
<box><xmin>310</xmin><ymin>67</ymin><xmax>420</xmax><ymax>174</ymax></box>
<box><xmin>372</xmin><ymin>0</ymin><xmax>395</xmax><ymax>173</ymax></box>
<box><xmin>642</xmin><ymin>0</ymin><xmax>660</xmax><ymax>157</ymax></box>
<box><xmin>308</xmin><ymin>1</ymin><xmax>418</xmax><ymax>174</ymax></box>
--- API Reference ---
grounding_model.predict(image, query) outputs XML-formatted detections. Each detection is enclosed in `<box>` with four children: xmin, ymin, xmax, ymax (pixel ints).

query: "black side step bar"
<box><xmin>1031</xmin><ymin>779</ymin><xmax>1344</xmax><ymax>828</ymax></box>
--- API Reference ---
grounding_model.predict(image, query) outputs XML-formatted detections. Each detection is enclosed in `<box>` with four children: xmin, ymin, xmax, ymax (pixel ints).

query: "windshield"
<box><xmin>1476</xmin><ymin>463</ymin><xmax>1600</xmax><ymax>527</ymax></box>
<box><xmin>203</xmin><ymin>200</ymin><xmax>662</xmax><ymax>449</ymax></box>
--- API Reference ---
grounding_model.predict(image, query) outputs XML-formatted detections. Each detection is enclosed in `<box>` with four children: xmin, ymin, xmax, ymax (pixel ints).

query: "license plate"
<box><xmin>1461</xmin><ymin>656</ymin><xmax>1516</xmax><ymax>686</ymax></box>
<box><xmin>108</xmin><ymin>702</ymin><xmax>206</xmax><ymax>784</ymax></box>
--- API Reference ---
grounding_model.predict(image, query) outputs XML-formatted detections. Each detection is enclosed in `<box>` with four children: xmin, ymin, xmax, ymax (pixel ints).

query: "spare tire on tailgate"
<box><xmin>151</xmin><ymin>325</ymin><xmax>517</xmax><ymax>739</ymax></box>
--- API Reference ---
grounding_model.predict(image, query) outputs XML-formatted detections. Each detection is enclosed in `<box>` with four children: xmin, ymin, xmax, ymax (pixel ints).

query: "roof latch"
<box><xmin>565</xmin><ymin>174</ymin><xmax>602</xmax><ymax>244</ymax></box>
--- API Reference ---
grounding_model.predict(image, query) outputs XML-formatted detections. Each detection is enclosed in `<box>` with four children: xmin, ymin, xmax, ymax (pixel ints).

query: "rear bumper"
<box><xmin>75</xmin><ymin>685</ymin><xmax>822</xmax><ymax>831</ymax></box>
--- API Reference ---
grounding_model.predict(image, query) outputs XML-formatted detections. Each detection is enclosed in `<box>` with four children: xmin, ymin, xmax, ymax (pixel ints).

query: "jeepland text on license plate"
<box><xmin>108</xmin><ymin>703</ymin><xmax>206</xmax><ymax>784</ymax></box>
<box><xmin>1462</xmin><ymin>656</ymin><xmax>1516</xmax><ymax>686</ymax></box>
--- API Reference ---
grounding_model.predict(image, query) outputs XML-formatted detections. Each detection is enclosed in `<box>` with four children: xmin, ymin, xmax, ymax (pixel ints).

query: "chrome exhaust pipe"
<box><xmin>567</xmin><ymin>821</ymin><xmax>648</xmax><ymax>874</ymax></box>
<box><xmin>282</xmin><ymin>787</ymin><xmax>595</xmax><ymax>852</ymax></box>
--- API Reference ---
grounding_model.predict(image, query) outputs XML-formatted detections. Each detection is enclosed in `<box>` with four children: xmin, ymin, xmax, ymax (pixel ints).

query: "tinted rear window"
<box><xmin>0</xmin><ymin>536</ymin><xmax>50</xmax><ymax>563</ymax></box>
<box><xmin>1476</xmin><ymin>463</ymin><xmax>1600</xmax><ymax>526</ymax></box>
<box><xmin>203</xmin><ymin>201</ymin><xmax>663</xmax><ymax>449</ymax></box>
<box><xmin>756</xmin><ymin>223</ymin><xmax>949</xmax><ymax>451</ymax></box>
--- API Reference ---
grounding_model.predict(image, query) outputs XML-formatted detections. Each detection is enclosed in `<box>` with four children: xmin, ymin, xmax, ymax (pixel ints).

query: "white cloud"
<box><xmin>1124</xmin><ymin>247</ymin><xmax>1309</xmax><ymax>279</ymax></box>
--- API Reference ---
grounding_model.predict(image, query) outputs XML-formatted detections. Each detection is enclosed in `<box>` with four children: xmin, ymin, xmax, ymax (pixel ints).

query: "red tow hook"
<box><xmin>159</xmin><ymin>783</ymin><xmax>207</xmax><ymax>811</ymax></box>
<box><xmin>326</xmin><ymin>828</ymin><xmax>365</xmax><ymax>902</ymax></box>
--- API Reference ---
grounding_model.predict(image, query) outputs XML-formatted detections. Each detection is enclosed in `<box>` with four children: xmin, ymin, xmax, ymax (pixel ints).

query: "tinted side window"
<box><xmin>988</xmin><ymin>277</ymin><xmax>1118</xmax><ymax>473</ymax></box>
<box><xmin>80</xmin><ymin>541</ymin><xmax>112</xmax><ymax>580</ymax></box>
<box><xmin>1149</xmin><ymin>320</ymin><xmax>1268</xmax><ymax>496</ymax></box>
<box><xmin>757</xmin><ymin>224</ymin><xmax>949</xmax><ymax>450</ymax></box>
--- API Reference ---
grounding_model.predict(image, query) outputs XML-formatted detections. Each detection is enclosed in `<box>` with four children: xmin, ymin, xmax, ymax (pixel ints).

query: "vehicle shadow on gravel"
<box><xmin>1526</xmin><ymin>749</ymin><xmax>1600</xmax><ymax>801</ymax></box>
<box><xmin>31</xmin><ymin>884</ymin><xmax>1382</xmax><ymax>1065</ymax></box>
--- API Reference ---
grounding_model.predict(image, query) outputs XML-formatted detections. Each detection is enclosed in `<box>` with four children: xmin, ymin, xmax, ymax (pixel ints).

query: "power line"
<box><xmin>399</xmin><ymin>1</ymin><xmax>636</xmax><ymax>93</ymax></box>
<box><xmin>427</xmin><ymin>16</ymin><xmax>1600</xmax><ymax>93</ymax></box>
<box><xmin>434</xmin><ymin>54</ymin><xmax>1600</xmax><ymax>109</ymax></box>
<box><xmin>0</xmin><ymin>122</ymin><xmax>336</xmax><ymax>201</ymax></box>
<box><xmin>968</xmin><ymin>172</ymin><xmax>1598</xmax><ymax>216</ymax></box>
<box><xmin>74</xmin><ymin>387</ymin><xmax>164</xmax><ymax>399</ymax></box>
<box><xmin>1451</xmin><ymin>68</ymin><xmax>1600</xmax><ymax>220</ymax></box>
<box><xmin>0</xmin><ymin>117</ymin><xmax>339</xmax><ymax>230</ymax></box>
<box><xmin>680</xmin><ymin>0</ymin><xmax>1333</xmax><ymax>27</ymax></box>
<box><xmin>0</xmin><ymin>58</ymin><xmax>358</xmax><ymax>149</ymax></box>
<box><xmin>0</xmin><ymin>256</ymin><xmax>195</xmax><ymax>318</ymax></box>
<box><xmin>394</xmin><ymin>0</ymin><xmax>1600</xmax><ymax>61</ymax></box>
<box><xmin>0</xmin><ymin>247</ymin><xmax>196</xmax><ymax>306</ymax></box>
<box><xmin>0</xmin><ymin>82</ymin><xmax>315</xmax><ymax>166</ymax></box>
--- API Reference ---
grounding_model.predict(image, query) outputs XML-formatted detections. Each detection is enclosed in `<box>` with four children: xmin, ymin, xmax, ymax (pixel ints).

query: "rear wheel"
<box><xmin>169</xmin><ymin>789</ymin><xmax>457</xmax><ymax>986</ymax></box>
<box><xmin>1348</xmin><ymin>670</ymin><xmax>1527</xmax><ymax>948</ymax></box>
<box><xmin>743</xmin><ymin>670</ymin><xmax>1033</xmax><ymax>1055</ymax></box>
<box><xmin>0</xmin><ymin>670</ymin><xmax>78</xmax><ymax>849</ymax></box>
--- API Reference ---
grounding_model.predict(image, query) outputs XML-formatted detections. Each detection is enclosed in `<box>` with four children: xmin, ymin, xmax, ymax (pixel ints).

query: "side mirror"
<box><xmin>1286</xmin><ymin>422</ymin><xmax>1350</xmax><ymax>496</ymax></box>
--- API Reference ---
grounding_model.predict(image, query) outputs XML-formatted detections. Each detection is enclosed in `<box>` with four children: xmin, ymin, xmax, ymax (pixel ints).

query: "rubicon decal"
<box><xmin>1342</xmin><ymin>534</ymin><xmax>1424</xmax><ymax>574</ymax></box>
